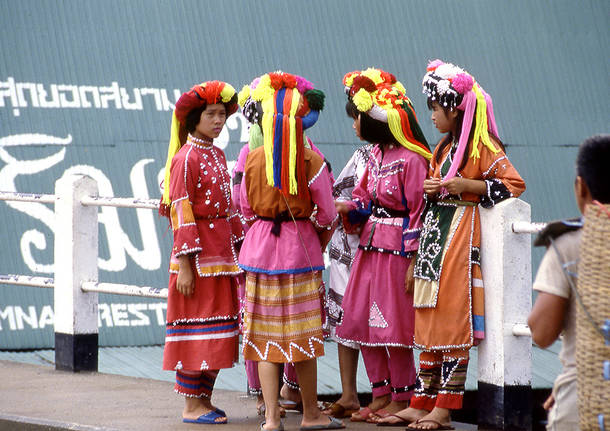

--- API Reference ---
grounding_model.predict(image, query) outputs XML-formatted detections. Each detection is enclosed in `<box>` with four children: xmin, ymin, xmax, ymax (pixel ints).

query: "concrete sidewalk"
<box><xmin>0</xmin><ymin>360</ymin><xmax>476</xmax><ymax>431</ymax></box>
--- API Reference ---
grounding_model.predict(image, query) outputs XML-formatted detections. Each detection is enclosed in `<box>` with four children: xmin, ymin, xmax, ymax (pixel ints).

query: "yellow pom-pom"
<box><xmin>344</xmin><ymin>72</ymin><xmax>357</xmax><ymax>88</ymax></box>
<box><xmin>353</xmin><ymin>88</ymin><xmax>373</xmax><ymax>112</ymax></box>
<box><xmin>394</xmin><ymin>80</ymin><xmax>406</xmax><ymax>95</ymax></box>
<box><xmin>251</xmin><ymin>74</ymin><xmax>274</xmax><ymax>102</ymax></box>
<box><xmin>220</xmin><ymin>83</ymin><xmax>236</xmax><ymax>103</ymax></box>
<box><xmin>362</xmin><ymin>68</ymin><xmax>383</xmax><ymax>85</ymax></box>
<box><xmin>238</xmin><ymin>85</ymin><xmax>250</xmax><ymax>107</ymax></box>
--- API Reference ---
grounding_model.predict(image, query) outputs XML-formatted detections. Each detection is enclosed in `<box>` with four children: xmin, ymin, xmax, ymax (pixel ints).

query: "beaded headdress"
<box><xmin>422</xmin><ymin>59</ymin><xmax>500</xmax><ymax>180</ymax></box>
<box><xmin>343</xmin><ymin>67</ymin><xmax>431</xmax><ymax>160</ymax></box>
<box><xmin>160</xmin><ymin>81</ymin><xmax>238</xmax><ymax>216</ymax></box>
<box><xmin>237</xmin><ymin>71</ymin><xmax>325</xmax><ymax>197</ymax></box>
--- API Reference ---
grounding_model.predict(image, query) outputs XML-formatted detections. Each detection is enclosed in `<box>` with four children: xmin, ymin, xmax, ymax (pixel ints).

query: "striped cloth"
<box><xmin>242</xmin><ymin>271</ymin><xmax>325</xmax><ymax>363</ymax></box>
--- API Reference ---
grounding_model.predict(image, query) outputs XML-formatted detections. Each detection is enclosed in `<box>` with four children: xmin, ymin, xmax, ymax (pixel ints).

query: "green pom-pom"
<box><xmin>305</xmin><ymin>89</ymin><xmax>325</xmax><ymax>111</ymax></box>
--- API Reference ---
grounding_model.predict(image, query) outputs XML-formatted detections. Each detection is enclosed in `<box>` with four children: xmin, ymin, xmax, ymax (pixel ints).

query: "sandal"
<box><xmin>321</xmin><ymin>402</ymin><xmax>359</xmax><ymax>418</ymax></box>
<box><xmin>375</xmin><ymin>412</ymin><xmax>412</xmax><ymax>427</ymax></box>
<box><xmin>366</xmin><ymin>408</ymin><xmax>389</xmax><ymax>423</ymax></box>
<box><xmin>260</xmin><ymin>420</ymin><xmax>285</xmax><ymax>431</ymax></box>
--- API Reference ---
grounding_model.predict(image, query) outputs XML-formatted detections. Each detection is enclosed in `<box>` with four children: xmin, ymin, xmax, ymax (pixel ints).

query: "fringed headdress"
<box><xmin>422</xmin><ymin>59</ymin><xmax>500</xmax><ymax>180</ymax></box>
<box><xmin>343</xmin><ymin>67</ymin><xmax>431</xmax><ymax>160</ymax></box>
<box><xmin>237</xmin><ymin>71</ymin><xmax>325</xmax><ymax>198</ymax></box>
<box><xmin>159</xmin><ymin>80</ymin><xmax>238</xmax><ymax>216</ymax></box>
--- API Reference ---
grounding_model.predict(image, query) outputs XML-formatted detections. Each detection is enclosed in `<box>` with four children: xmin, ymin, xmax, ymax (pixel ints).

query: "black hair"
<box><xmin>576</xmin><ymin>134</ymin><xmax>610</xmax><ymax>203</ymax></box>
<box><xmin>183</xmin><ymin>95</ymin><xmax>237</xmax><ymax>134</ymax></box>
<box><xmin>345</xmin><ymin>99</ymin><xmax>359</xmax><ymax>119</ymax></box>
<box><xmin>345</xmin><ymin>99</ymin><xmax>398</xmax><ymax>146</ymax></box>
<box><xmin>428</xmin><ymin>97</ymin><xmax>505</xmax><ymax>171</ymax></box>
<box><xmin>184</xmin><ymin>105</ymin><xmax>207</xmax><ymax>133</ymax></box>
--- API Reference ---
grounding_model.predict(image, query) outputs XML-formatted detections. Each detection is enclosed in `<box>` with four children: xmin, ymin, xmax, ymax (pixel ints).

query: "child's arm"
<box><xmin>527</xmin><ymin>292</ymin><xmax>569</xmax><ymax>347</ymax></box>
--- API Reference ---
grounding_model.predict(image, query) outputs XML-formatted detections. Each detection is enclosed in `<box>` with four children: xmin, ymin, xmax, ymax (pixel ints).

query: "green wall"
<box><xmin>1</xmin><ymin>0</ymin><xmax>608</xmax><ymax>348</ymax></box>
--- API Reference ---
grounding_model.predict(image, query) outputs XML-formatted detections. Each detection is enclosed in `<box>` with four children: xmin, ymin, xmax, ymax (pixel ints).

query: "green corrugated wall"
<box><xmin>1</xmin><ymin>0</ymin><xmax>608</xmax><ymax>348</ymax></box>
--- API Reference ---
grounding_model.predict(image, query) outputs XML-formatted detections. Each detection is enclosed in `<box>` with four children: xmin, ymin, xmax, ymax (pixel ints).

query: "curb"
<box><xmin>0</xmin><ymin>414</ymin><xmax>118</xmax><ymax>431</ymax></box>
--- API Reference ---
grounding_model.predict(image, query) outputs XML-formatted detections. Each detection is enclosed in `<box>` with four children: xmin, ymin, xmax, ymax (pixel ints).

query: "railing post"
<box><xmin>478</xmin><ymin>198</ymin><xmax>532</xmax><ymax>430</ymax></box>
<box><xmin>54</xmin><ymin>174</ymin><xmax>99</xmax><ymax>372</ymax></box>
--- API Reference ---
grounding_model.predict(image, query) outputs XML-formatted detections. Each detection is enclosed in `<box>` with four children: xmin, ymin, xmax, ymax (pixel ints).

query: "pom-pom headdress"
<box><xmin>343</xmin><ymin>68</ymin><xmax>431</xmax><ymax>160</ymax></box>
<box><xmin>422</xmin><ymin>59</ymin><xmax>500</xmax><ymax>180</ymax></box>
<box><xmin>159</xmin><ymin>80</ymin><xmax>238</xmax><ymax>216</ymax></box>
<box><xmin>239</xmin><ymin>71</ymin><xmax>325</xmax><ymax>197</ymax></box>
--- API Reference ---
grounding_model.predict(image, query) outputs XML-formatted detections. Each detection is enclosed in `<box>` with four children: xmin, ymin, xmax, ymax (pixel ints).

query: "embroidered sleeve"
<box><xmin>401</xmin><ymin>154</ymin><xmax>428</xmax><ymax>251</ymax></box>
<box><xmin>479</xmin><ymin>150</ymin><xmax>526</xmax><ymax>207</ymax></box>
<box><xmin>169</xmin><ymin>150</ymin><xmax>202</xmax><ymax>258</ymax></box>
<box><xmin>309</xmin><ymin>162</ymin><xmax>338</xmax><ymax>230</ymax></box>
<box><xmin>338</xmin><ymin>162</ymin><xmax>371</xmax><ymax>234</ymax></box>
<box><xmin>239</xmin><ymin>172</ymin><xmax>258</xmax><ymax>224</ymax></box>
<box><xmin>480</xmin><ymin>178</ymin><xmax>512</xmax><ymax>208</ymax></box>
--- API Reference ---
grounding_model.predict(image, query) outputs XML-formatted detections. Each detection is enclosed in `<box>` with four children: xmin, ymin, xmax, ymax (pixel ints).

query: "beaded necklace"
<box><xmin>187</xmin><ymin>133</ymin><xmax>213</xmax><ymax>147</ymax></box>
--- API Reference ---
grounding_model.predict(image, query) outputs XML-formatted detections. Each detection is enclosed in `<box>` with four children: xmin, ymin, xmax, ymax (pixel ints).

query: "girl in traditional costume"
<box><xmin>334</xmin><ymin>68</ymin><xmax>432</xmax><ymax>423</ymax></box>
<box><xmin>321</xmin><ymin>111</ymin><xmax>374</xmax><ymax>419</ymax></box>
<box><xmin>159</xmin><ymin>81</ymin><xmax>244</xmax><ymax>425</ymax></box>
<box><xmin>235</xmin><ymin>75</ymin><xmax>335</xmax><ymax>418</ymax></box>
<box><xmin>380</xmin><ymin>60</ymin><xmax>525</xmax><ymax>429</ymax></box>
<box><xmin>237</xmin><ymin>72</ymin><xmax>342</xmax><ymax>431</ymax></box>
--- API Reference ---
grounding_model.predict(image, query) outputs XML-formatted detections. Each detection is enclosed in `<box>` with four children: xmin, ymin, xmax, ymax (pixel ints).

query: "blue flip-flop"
<box><xmin>214</xmin><ymin>408</ymin><xmax>226</xmax><ymax>416</ymax></box>
<box><xmin>183</xmin><ymin>410</ymin><xmax>227</xmax><ymax>424</ymax></box>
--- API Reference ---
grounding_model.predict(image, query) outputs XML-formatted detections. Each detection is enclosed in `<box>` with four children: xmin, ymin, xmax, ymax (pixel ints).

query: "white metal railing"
<box><xmin>2</xmin><ymin>176</ymin><xmax>543</xmax><ymax>386</ymax></box>
<box><xmin>509</xmin><ymin>219</ymin><xmax>547</xmax><ymax>339</ymax></box>
<box><xmin>2</xmin><ymin>174</ymin><xmax>167</xmax><ymax>373</ymax></box>
<box><xmin>80</xmin><ymin>195</ymin><xmax>158</xmax><ymax>209</ymax></box>
<box><xmin>0</xmin><ymin>274</ymin><xmax>54</xmax><ymax>288</ymax></box>
<box><xmin>0</xmin><ymin>191</ymin><xmax>55</xmax><ymax>204</ymax></box>
<box><xmin>512</xmin><ymin>220</ymin><xmax>547</xmax><ymax>234</ymax></box>
<box><xmin>511</xmin><ymin>323</ymin><xmax>532</xmax><ymax>337</ymax></box>
<box><xmin>81</xmin><ymin>281</ymin><xmax>167</xmax><ymax>299</ymax></box>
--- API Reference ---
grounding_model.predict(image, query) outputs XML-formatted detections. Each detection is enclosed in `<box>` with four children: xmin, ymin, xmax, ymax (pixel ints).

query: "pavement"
<box><xmin>0</xmin><ymin>360</ymin><xmax>477</xmax><ymax>431</ymax></box>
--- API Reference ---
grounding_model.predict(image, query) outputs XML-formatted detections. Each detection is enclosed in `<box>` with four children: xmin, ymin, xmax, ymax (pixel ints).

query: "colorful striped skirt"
<box><xmin>242</xmin><ymin>271</ymin><xmax>325</xmax><ymax>363</ymax></box>
<box><xmin>163</xmin><ymin>274</ymin><xmax>239</xmax><ymax>372</ymax></box>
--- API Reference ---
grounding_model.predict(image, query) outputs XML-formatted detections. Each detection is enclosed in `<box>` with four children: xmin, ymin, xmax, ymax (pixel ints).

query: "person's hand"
<box><xmin>543</xmin><ymin>393</ymin><xmax>555</xmax><ymax>411</ymax></box>
<box><xmin>423</xmin><ymin>178</ymin><xmax>441</xmax><ymax>196</ymax></box>
<box><xmin>335</xmin><ymin>200</ymin><xmax>351</xmax><ymax>214</ymax></box>
<box><xmin>440</xmin><ymin>177</ymin><xmax>487</xmax><ymax>195</ymax></box>
<box><xmin>176</xmin><ymin>256</ymin><xmax>194</xmax><ymax>297</ymax></box>
<box><xmin>404</xmin><ymin>256</ymin><xmax>416</xmax><ymax>294</ymax></box>
<box><xmin>440</xmin><ymin>177</ymin><xmax>467</xmax><ymax>195</ymax></box>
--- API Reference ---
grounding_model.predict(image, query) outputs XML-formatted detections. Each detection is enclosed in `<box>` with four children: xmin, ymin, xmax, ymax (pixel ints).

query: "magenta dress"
<box><xmin>335</xmin><ymin>144</ymin><xmax>427</xmax><ymax>347</ymax></box>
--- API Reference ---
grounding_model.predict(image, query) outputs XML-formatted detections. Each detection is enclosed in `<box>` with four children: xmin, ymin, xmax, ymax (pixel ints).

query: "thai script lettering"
<box><xmin>0</xmin><ymin>77</ymin><xmax>182</xmax><ymax>116</ymax></box>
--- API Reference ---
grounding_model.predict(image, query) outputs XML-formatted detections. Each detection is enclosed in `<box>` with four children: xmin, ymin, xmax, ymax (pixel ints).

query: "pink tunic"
<box><xmin>237</xmin><ymin>149</ymin><xmax>337</xmax><ymax>274</ymax></box>
<box><xmin>335</xmin><ymin>144</ymin><xmax>427</xmax><ymax>347</ymax></box>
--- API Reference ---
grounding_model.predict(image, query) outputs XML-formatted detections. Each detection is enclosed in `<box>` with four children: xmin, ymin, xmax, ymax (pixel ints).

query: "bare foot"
<box><xmin>408</xmin><ymin>407</ymin><xmax>452</xmax><ymax>429</ymax></box>
<box><xmin>368</xmin><ymin>394</ymin><xmax>390</xmax><ymax>411</ymax></box>
<box><xmin>369</xmin><ymin>400</ymin><xmax>408</xmax><ymax>422</ymax></box>
<box><xmin>279</xmin><ymin>383</ymin><xmax>301</xmax><ymax>404</ymax></box>
<box><xmin>350</xmin><ymin>394</ymin><xmax>390</xmax><ymax>421</ymax></box>
<box><xmin>256</xmin><ymin>394</ymin><xmax>265</xmax><ymax>415</ymax></box>
<box><xmin>376</xmin><ymin>406</ymin><xmax>427</xmax><ymax>425</ymax></box>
